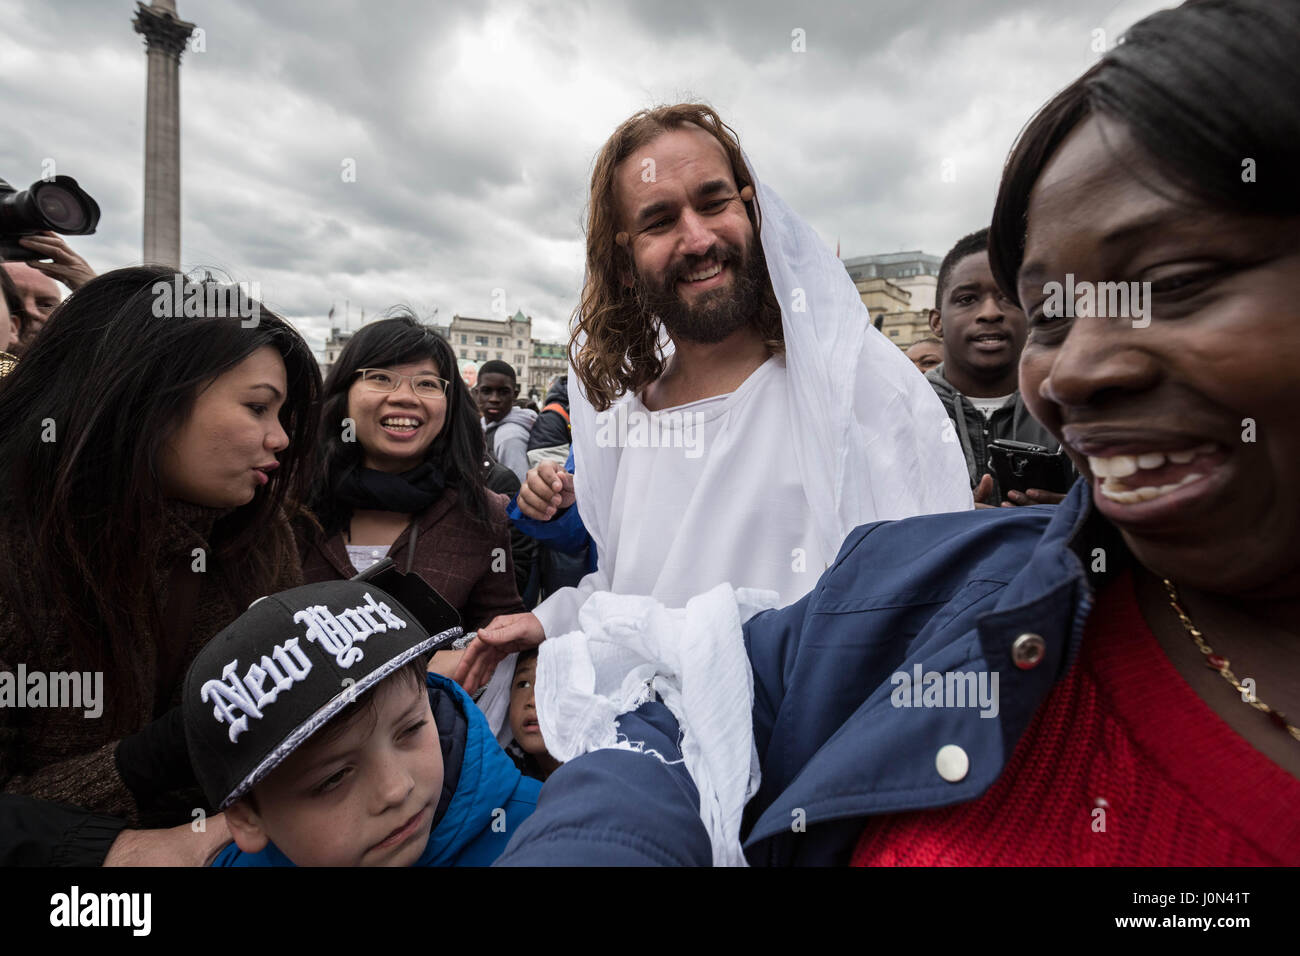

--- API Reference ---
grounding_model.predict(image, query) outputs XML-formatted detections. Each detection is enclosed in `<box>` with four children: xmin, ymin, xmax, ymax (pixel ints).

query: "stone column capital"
<box><xmin>132</xmin><ymin>2</ymin><xmax>197</xmax><ymax>60</ymax></box>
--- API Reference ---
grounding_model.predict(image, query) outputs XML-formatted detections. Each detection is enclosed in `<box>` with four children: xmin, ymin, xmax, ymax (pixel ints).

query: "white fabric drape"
<box><xmin>537</xmin><ymin>584</ymin><xmax>780</xmax><ymax>866</ymax></box>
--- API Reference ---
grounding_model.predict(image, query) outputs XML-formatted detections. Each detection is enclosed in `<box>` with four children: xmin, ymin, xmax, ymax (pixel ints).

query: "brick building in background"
<box><xmin>842</xmin><ymin>250</ymin><xmax>940</xmax><ymax>349</ymax></box>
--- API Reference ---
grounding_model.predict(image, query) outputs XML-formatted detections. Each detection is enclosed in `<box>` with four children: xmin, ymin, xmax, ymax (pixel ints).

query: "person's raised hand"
<box><xmin>453</xmin><ymin>612</ymin><xmax>545</xmax><ymax>693</ymax></box>
<box><xmin>517</xmin><ymin>460</ymin><xmax>574</xmax><ymax>520</ymax></box>
<box><xmin>18</xmin><ymin>232</ymin><xmax>96</xmax><ymax>291</ymax></box>
<box><xmin>103</xmin><ymin>812</ymin><xmax>230</xmax><ymax>867</ymax></box>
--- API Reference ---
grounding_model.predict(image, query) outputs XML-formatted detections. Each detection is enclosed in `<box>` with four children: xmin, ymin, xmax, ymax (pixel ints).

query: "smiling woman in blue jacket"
<box><xmin>496</xmin><ymin>0</ymin><xmax>1300</xmax><ymax>866</ymax></box>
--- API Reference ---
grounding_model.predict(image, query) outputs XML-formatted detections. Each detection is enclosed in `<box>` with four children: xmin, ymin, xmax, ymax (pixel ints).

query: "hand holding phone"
<box><xmin>987</xmin><ymin>439</ymin><xmax>1073</xmax><ymax>498</ymax></box>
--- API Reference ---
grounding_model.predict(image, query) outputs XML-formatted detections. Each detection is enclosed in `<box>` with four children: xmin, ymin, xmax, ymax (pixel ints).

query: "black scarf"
<box><xmin>335</xmin><ymin>461</ymin><xmax>446</xmax><ymax>514</ymax></box>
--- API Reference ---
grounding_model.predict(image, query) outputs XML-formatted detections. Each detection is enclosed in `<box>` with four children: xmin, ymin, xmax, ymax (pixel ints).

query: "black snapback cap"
<box><xmin>184</xmin><ymin>579</ymin><xmax>462</xmax><ymax>809</ymax></box>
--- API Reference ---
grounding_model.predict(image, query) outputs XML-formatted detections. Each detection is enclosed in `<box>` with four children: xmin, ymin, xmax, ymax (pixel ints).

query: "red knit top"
<box><xmin>851</xmin><ymin>570</ymin><xmax>1300</xmax><ymax>865</ymax></box>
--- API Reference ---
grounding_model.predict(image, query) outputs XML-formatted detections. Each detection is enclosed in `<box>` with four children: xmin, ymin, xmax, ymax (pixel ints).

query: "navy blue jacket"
<box><xmin>214</xmin><ymin>673</ymin><xmax>541</xmax><ymax>867</ymax></box>
<box><xmin>497</xmin><ymin>480</ymin><xmax>1122</xmax><ymax>865</ymax></box>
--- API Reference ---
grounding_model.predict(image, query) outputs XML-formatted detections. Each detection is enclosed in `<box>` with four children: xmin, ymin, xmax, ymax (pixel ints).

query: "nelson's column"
<box><xmin>133</xmin><ymin>0</ymin><xmax>197</xmax><ymax>270</ymax></box>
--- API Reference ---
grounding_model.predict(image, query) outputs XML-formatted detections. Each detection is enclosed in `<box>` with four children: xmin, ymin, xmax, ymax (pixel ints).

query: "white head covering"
<box><xmin>568</xmin><ymin>153</ymin><xmax>972</xmax><ymax>570</ymax></box>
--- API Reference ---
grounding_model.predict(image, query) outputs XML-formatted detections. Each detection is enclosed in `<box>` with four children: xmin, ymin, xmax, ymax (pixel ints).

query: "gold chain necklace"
<box><xmin>1163</xmin><ymin>579</ymin><xmax>1300</xmax><ymax>744</ymax></box>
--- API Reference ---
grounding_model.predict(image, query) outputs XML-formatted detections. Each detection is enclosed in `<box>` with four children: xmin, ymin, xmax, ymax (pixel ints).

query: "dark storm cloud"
<box><xmin>1</xmin><ymin>0</ymin><xmax>1169</xmax><ymax>350</ymax></box>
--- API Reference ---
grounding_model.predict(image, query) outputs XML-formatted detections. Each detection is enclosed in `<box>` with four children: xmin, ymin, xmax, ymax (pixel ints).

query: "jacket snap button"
<box><xmin>1012</xmin><ymin>632</ymin><xmax>1046</xmax><ymax>670</ymax></box>
<box><xmin>935</xmin><ymin>744</ymin><xmax>969</xmax><ymax>783</ymax></box>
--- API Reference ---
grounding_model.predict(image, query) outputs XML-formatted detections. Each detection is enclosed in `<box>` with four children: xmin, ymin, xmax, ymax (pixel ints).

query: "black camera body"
<box><xmin>0</xmin><ymin>174</ymin><xmax>101</xmax><ymax>261</ymax></box>
<box><xmin>987</xmin><ymin>439</ymin><xmax>1075</xmax><ymax>497</ymax></box>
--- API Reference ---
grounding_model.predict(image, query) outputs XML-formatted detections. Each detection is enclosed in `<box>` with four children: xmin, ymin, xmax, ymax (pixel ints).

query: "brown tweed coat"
<box><xmin>298</xmin><ymin>488</ymin><xmax>525</xmax><ymax>631</ymax></box>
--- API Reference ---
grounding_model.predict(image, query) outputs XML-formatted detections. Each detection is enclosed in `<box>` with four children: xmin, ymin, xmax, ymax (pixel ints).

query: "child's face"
<box><xmin>228</xmin><ymin>671</ymin><xmax>443</xmax><ymax>866</ymax></box>
<box><xmin>508</xmin><ymin>655</ymin><xmax>547</xmax><ymax>757</ymax></box>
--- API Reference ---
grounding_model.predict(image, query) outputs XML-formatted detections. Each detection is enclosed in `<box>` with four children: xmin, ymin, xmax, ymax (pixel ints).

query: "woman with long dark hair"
<box><xmin>300</xmin><ymin>314</ymin><xmax>524</xmax><ymax>673</ymax></box>
<box><xmin>0</xmin><ymin>266</ymin><xmax>320</xmax><ymax>863</ymax></box>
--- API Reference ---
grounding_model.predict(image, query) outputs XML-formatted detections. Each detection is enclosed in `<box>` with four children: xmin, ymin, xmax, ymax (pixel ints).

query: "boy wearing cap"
<box><xmin>184</xmin><ymin>579</ymin><xmax>541</xmax><ymax>866</ymax></box>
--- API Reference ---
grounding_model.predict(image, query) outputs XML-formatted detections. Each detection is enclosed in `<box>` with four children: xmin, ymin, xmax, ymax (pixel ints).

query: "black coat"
<box><xmin>0</xmin><ymin>794</ymin><xmax>127</xmax><ymax>866</ymax></box>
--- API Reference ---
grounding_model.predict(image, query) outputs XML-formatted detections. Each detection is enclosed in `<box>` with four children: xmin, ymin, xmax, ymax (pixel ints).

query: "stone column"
<box><xmin>133</xmin><ymin>1</ymin><xmax>196</xmax><ymax>269</ymax></box>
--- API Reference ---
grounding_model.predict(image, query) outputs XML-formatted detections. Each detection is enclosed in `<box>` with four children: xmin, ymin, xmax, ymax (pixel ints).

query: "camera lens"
<box><xmin>35</xmin><ymin>184</ymin><xmax>87</xmax><ymax>231</ymax></box>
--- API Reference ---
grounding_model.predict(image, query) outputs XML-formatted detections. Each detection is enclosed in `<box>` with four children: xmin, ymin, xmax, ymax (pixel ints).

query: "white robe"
<box><xmin>532</xmin><ymin>157</ymin><xmax>973</xmax><ymax>639</ymax></box>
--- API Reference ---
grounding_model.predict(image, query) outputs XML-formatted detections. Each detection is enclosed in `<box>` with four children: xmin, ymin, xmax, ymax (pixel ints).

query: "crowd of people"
<box><xmin>1</xmin><ymin>0</ymin><xmax>1297</xmax><ymax>867</ymax></box>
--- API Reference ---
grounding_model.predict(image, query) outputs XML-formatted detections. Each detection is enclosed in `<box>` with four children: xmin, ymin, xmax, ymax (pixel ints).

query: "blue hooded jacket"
<box><xmin>496</xmin><ymin>479</ymin><xmax>1123</xmax><ymax>865</ymax></box>
<box><xmin>213</xmin><ymin>672</ymin><xmax>541</xmax><ymax>867</ymax></box>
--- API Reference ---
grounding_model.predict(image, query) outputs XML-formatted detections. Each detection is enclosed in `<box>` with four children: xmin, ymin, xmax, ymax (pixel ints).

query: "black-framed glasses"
<box><xmin>355</xmin><ymin>368</ymin><xmax>450</xmax><ymax>398</ymax></box>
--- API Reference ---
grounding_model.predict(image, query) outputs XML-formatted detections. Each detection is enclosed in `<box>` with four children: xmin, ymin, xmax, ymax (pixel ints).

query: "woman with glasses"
<box><xmin>299</xmin><ymin>314</ymin><xmax>525</xmax><ymax>676</ymax></box>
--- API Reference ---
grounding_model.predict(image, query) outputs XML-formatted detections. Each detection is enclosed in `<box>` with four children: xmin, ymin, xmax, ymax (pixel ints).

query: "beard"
<box><xmin>632</xmin><ymin>236</ymin><xmax>770</xmax><ymax>345</ymax></box>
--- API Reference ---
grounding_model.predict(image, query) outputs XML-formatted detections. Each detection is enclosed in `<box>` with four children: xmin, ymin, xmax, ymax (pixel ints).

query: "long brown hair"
<box><xmin>572</xmin><ymin>103</ymin><xmax>783</xmax><ymax>411</ymax></box>
<box><xmin>0</xmin><ymin>266</ymin><xmax>321</xmax><ymax>733</ymax></box>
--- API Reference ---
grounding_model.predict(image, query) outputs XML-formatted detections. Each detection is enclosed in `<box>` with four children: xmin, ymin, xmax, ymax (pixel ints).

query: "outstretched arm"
<box><xmin>494</xmin><ymin>701</ymin><xmax>712</xmax><ymax>866</ymax></box>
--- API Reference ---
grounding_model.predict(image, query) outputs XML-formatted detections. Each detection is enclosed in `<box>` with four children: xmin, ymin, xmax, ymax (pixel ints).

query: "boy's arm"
<box><xmin>494</xmin><ymin>701</ymin><xmax>712</xmax><ymax>866</ymax></box>
<box><xmin>506</xmin><ymin>497</ymin><xmax>591</xmax><ymax>554</ymax></box>
<box><xmin>505</xmin><ymin>450</ymin><xmax>592</xmax><ymax>555</ymax></box>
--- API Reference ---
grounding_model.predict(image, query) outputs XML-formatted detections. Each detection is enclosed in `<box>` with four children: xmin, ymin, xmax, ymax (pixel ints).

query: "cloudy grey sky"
<box><xmin>1</xmin><ymin>0</ymin><xmax>1169</xmax><ymax>353</ymax></box>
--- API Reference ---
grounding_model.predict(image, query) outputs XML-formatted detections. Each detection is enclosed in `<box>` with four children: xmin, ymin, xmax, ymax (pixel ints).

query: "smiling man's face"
<box><xmin>617</xmin><ymin>125</ymin><xmax>764</xmax><ymax>345</ymax></box>
<box><xmin>932</xmin><ymin>250</ymin><xmax>1027</xmax><ymax>387</ymax></box>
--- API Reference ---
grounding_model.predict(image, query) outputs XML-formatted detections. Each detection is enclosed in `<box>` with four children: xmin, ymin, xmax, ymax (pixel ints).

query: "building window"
<box><xmin>889</xmin><ymin>329</ymin><xmax>900</xmax><ymax>337</ymax></box>
<box><xmin>496</xmin><ymin>337</ymin><xmax>503</xmax><ymax>347</ymax></box>
<box><xmin>460</xmin><ymin>334</ymin><xmax>467</xmax><ymax>344</ymax></box>
<box><xmin>460</xmin><ymin>349</ymin><xmax>467</xmax><ymax>358</ymax></box>
<box><xmin>476</xmin><ymin>350</ymin><xmax>487</xmax><ymax>361</ymax></box>
<box><xmin>516</xmin><ymin>340</ymin><xmax>522</xmax><ymax>348</ymax></box>
<box><xmin>516</xmin><ymin>354</ymin><xmax>524</xmax><ymax>365</ymax></box>
<box><xmin>496</xmin><ymin>352</ymin><xmax>503</xmax><ymax>360</ymax></box>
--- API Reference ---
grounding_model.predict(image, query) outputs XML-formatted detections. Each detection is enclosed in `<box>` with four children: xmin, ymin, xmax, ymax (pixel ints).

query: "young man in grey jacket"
<box><xmin>477</xmin><ymin>359</ymin><xmax>537</xmax><ymax>482</ymax></box>
<box><xmin>926</xmin><ymin>228</ymin><xmax>1068</xmax><ymax>506</ymax></box>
